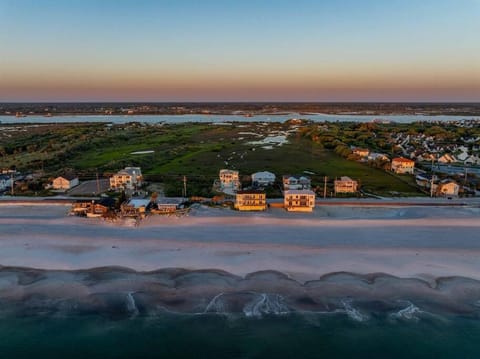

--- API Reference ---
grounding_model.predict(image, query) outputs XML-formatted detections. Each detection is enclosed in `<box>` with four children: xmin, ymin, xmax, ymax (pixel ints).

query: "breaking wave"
<box><xmin>1</xmin><ymin>266</ymin><xmax>480</xmax><ymax>321</ymax></box>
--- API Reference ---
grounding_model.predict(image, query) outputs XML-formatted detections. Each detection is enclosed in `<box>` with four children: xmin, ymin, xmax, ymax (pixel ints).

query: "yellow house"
<box><xmin>334</xmin><ymin>176</ymin><xmax>358</xmax><ymax>194</ymax></box>
<box><xmin>391</xmin><ymin>157</ymin><xmax>415</xmax><ymax>174</ymax></box>
<box><xmin>235</xmin><ymin>190</ymin><xmax>267</xmax><ymax>211</ymax></box>
<box><xmin>284</xmin><ymin>190</ymin><xmax>315</xmax><ymax>212</ymax></box>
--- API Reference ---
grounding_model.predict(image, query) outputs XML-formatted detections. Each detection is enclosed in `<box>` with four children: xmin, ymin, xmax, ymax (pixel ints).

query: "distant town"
<box><xmin>2</xmin><ymin>102</ymin><xmax>480</xmax><ymax>117</ymax></box>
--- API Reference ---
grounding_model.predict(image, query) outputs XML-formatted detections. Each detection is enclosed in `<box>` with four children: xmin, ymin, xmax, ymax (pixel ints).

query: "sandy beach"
<box><xmin>0</xmin><ymin>200</ymin><xmax>479</xmax><ymax>325</ymax></box>
<box><xmin>1</xmin><ymin>201</ymin><xmax>479</xmax><ymax>282</ymax></box>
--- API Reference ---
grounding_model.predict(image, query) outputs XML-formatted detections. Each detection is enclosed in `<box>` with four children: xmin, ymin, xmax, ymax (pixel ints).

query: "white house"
<box><xmin>284</xmin><ymin>190</ymin><xmax>316</xmax><ymax>212</ymax></box>
<box><xmin>219</xmin><ymin>169</ymin><xmax>240</xmax><ymax>192</ymax></box>
<box><xmin>110</xmin><ymin>167</ymin><xmax>142</xmax><ymax>191</ymax></box>
<box><xmin>251</xmin><ymin>171</ymin><xmax>276</xmax><ymax>186</ymax></box>
<box><xmin>334</xmin><ymin>176</ymin><xmax>358</xmax><ymax>194</ymax></box>
<box><xmin>436</xmin><ymin>180</ymin><xmax>459</xmax><ymax>197</ymax></box>
<box><xmin>0</xmin><ymin>174</ymin><xmax>12</xmax><ymax>191</ymax></box>
<box><xmin>368</xmin><ymin>153</ymin><xmax>389</xmax><ymax>162</ymax></box>
<box><xmin>282</xmin><ymin>175</ymin><xmax>311</xmax><ymax>191</ymax></box>
<box><xmin>52</xmin><ymin>174</ymin><xmax>79</xmax><ymax>190</ymax></box>
<box><xmin>465</xmin><ymin>155</ymin><xmax>480</xmax><ymax>165</ymax></box>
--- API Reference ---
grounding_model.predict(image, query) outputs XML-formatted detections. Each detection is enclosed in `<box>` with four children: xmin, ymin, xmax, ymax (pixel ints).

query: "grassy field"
<box><xmin>1</xmin><ymin>122</ymin><xmax>423</xmax><ymax>197</ymax></box>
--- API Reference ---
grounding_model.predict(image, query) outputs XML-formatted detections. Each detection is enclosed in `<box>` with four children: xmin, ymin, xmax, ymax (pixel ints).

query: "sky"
<box><xmin>0</xmin><ymin>0</ymin><xmax>479</xmax><ymax>102</ymax></box>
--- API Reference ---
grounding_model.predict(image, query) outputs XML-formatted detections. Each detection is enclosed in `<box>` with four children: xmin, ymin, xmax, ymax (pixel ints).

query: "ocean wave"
<box><xmin>1</xmin><ymin>266</ymin><xmax>480</xmax><ymax>320</ymax></box>
<box><xmin>341</xmin><ymin>298</ymin><xmax>369</xmax><ymax>322</ymax></box>
<box><xmin>389</xmin><ymin>301</ymin><xmax>422</xmax><ymax>321</ymax></box>
<box><xmin>243</xmin><ymin>293</ymin><xmax>290</xmax><ymax>318</ymax></box>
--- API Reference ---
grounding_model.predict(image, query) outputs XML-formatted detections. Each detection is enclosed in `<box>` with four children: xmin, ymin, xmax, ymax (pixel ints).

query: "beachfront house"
<box><xmin>52</xmin><ymin>174</ymin><xmax>79</xmax><ymax>190</ymax></box>
<box><xmin>71</xmin><ymin>197</ymin><xmax>116</xmax><ymax>217</ymax></box>
<box><xmin>151</xmin><ymin>203</ymin><xmax>178</xmax><ymax>214</ymax></box>
<box><xmin>284</xmin><ymin>190</ymin><xmax>316</xmax><ymax>212</ymax></box>
<box><xmin>282</xmin><ymin>175</ymin><xmax>311</xmax><ymax>191</ymax></box>
<box><xmin>334</xmin><ymin>176</ymin><xmax>359</xmax><ymax>194</ymax></box>
<box><xmin>391</xmin><ymin>157</ymin><xmax>415</xmax><ymax>174</ymax></box>
<box><xmin>120</xmin><ymin>198</ymin><xmax>148</xmax><ymax>218</ymax></box>
<box><xmin>219</xmin><ymin>169</ymin><xmax>240</xmax><ymax>193</ymax></box>
<box><xmin>110</xmin><ymin>167</ymin><xmax>142</xmax><ymax>191</ymax></box>
<box><xmin>235</xmin><ymin>190</ymin><xmax>267</xmax><ymax>211</ymax></box>
<box><xmin>436</xmin><ymin>180</ymin><xmax>460</xmax><ymax>197</ymax></box>
<box><xmin>251</xmin><ymin>171</ymin><xmax>276</xmax><ymax>187</ymax></box>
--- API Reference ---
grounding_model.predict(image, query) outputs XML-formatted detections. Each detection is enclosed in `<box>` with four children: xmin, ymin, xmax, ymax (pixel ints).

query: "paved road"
<box><xmin>68</xmin><ymin>179</ymin><xmax>110</xmax><ymax>196</ymax></box>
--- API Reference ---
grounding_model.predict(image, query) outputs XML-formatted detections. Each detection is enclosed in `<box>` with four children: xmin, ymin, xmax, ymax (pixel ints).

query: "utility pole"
<box><xmin>430</xmin><ymin>175</ymin><xmax>435</xmax><ymax>198</ymax></box>
<box><xmin>96</xmin><ymin>171</ymin><xmax>100</xmax><ymax>194</ymax></box>
<box><xmin>10</xmin><ymin>172</ymin><xmax>14</xmax><ymax>196</ymax></box>
<box><xmin>323</xmin><ymin>176</ymin><xmax>327</xmax><ymax>199</ymax></box>
<box><xmin>430</xmin><ymin>157</ymin><xmax>435</xmax><ymax>198</ymax></box>
<box><xmin>183</xmin><ymin>175</ymin><xmax>187</xmax><ymax>199</ymax></box>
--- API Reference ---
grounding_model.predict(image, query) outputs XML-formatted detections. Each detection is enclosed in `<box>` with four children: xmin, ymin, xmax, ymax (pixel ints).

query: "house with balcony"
<box><xmin>251</xmin><ymin>171</ymin><xmax>276</xmax><ymax>187</ymax></box>
<box><xmin>235</xmin><ymin>190</ymin><xmax>267</xmax><ymax>211</ymax></box>
<box><xmin>219</xmin><ymin>169</ymin><xmax>240</xmax><ymax>193</ymax></box>
<box><xmin>282</xmin><ymin>175</ymin><xmax>311</xmax><ymax>191</ymax></box>
<box><xmin>284</xmin><ymin>190</ymin><xmax>315</xmax><ymax>212</ymax></box>
<box><xmin>110</xmin><ymin>167</ymin><xmax>142</xmax><ymax>191</ymax></box>
<box><xmin>334</xmin><ymin>176</ymin><xmax>358</xmax><ymax>194</ymax></box>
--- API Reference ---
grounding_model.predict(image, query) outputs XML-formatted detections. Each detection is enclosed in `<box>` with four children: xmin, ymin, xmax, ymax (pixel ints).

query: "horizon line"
<box><xmin>2</xmin><ymin>101</ymin><xmax>480</xmax><ymax>105</ymax></box>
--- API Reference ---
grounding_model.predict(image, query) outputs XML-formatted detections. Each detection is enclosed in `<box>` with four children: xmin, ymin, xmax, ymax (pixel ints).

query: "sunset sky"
<box><xmin>1</xmin><ymin>0</ymin><xmax>479</xmax><ymax>102</ymax></box>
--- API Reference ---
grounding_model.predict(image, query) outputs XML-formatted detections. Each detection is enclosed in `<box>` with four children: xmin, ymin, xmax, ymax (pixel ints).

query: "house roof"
<box><xmin>284</xmin><ymin>190</ymin><xmax>315</xmax><ymax>196</ymax></box>
<box><xmin>282</xmin><ymin>175</ymin><xmax>311</xmax><ymax>181</ymax></box>
<box><xmin>440</xmin><ymin>179</ymin><xmax>458</xmax><ymax>185</ymax></box>
<box><xmin>96</xmin><ymin>197</ymin><xmax>116</xmax><ymax>208</ymax></box>
<box><xmin>116</xmin><ymin>167</ymin><xmax>142</xmax><ymax>176</ymax></box>
<box><xmin>251</xmin><ymin>171</ymin><xmax>275</xmax><ymax>178</ymax></box>
<box><xmin>127</xmin><ymin>198</ymin><xmax>150</xmax><ymax>208</ymax></box>
<box><xmin>337</xmin><ymin>176</ymin><xmax>354</xmax><ymax>182</ymax></box>
<box><xmin>392</xmin><ymin>157</ymin><xmax>415</xmax><ymax>163</ymax></box>
<box><xmin>57</xmin><ymin>173</ymin><xmax>78</xmax><ymax>181</ymax></box>
<box><xmin>237</xmin><ymin>190</ymin><xmax>266</xmax><ymax>195</ymax></box>
<box><xmin>219</xmin><ymin>169</ymin><xmax>238</xmax><ymax>175</ymax></box>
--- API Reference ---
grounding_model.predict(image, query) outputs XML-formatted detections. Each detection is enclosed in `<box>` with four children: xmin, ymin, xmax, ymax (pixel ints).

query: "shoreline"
<box><xmin>0</xmin><ymin>203</ymin><xmax>479</xmax><ymax>282</ymax></box>
<box><xmin>0</xmin><ymin>265</ymin><xmax>479</xmax><ymax>319</ymax></box>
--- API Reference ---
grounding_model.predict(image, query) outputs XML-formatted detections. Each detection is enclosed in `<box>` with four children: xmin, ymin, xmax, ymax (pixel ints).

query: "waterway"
<box><xmin>1</xmin><ymin>113</ymin><xmax>479</xmax><ymax>124</ymax></box>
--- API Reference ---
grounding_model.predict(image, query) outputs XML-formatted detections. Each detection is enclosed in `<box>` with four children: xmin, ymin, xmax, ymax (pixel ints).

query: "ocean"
<box><xmin>1</xmin><ymin>313</ymin><xmax>480</xmax><ymax>358</ymax></box>
<box><xmin>1</xmin><ymin>268</ymin><xmax>480</xmax><ymax>358</ymax></box>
